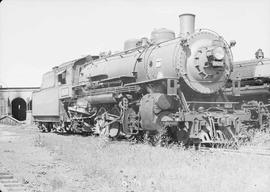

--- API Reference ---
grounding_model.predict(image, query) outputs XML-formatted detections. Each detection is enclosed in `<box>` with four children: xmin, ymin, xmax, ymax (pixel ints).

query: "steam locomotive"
<box><xmin>225</xmin><ymin>49</ymin><xmax>270</xmax><ymax>130</ymax></box>
<box><xmin>32</xmin><ymin>14</ymin><xmax>240</xmax><ymax>146</ymax></box>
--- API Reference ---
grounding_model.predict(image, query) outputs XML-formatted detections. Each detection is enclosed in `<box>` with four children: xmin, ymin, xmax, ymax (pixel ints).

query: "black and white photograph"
<box><xmin>0</xmin><ymin>0</ymin><xmax>270</xmax><ymax>191</ymax></box>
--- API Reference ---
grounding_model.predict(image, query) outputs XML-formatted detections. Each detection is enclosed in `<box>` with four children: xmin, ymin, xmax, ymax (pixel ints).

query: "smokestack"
<box><xmin>179</xmin><ymin>13</ymin><xmax>195</xmax><ymax>36</ymax></box>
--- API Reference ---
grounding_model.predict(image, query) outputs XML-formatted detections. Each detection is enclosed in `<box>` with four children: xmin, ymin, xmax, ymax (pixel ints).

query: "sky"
<box><xmin>0</xmin><ymin>0</ymin><xmax>270</xmax><ymax>87</ymax></box>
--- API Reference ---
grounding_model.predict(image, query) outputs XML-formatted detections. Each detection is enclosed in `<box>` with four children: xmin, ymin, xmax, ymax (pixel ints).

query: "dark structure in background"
<box><xmin>225</xmin><ymin>49</ymin><xmax>270</xmax><ymax>102</ymax></box>
<box><xmin>225</xmin><ymin>49</ymin><xmax>270</xmax><ymax>129</ymax></box>
<box><xmin>11</xmin><ymin>97</ymin><xmax>27</xmax><ymax>121</ymax></box>
<box><xmin>0</xmin><ymin>87</ymin><xmax>39</xmax><ymax>123</ymax></box>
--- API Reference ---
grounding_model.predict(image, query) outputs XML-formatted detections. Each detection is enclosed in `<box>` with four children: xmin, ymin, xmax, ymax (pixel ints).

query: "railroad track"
<box><xmin>37</xmin><ymin>125</ymin><xmax>270</xmax><ymax>158</ymax></box>
<box><xmin>200</xmin><ymin>146</ymin><xmax>270</xmax><ymax>157</ymax></box>
<box><xmin>0</xmin><ymin>172</ymin><xmax>26</xmax><ymax>192</ymax></box>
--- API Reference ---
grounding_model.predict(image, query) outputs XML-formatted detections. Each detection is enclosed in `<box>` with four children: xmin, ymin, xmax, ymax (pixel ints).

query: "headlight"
<box><xmin>213</xmin><ymin>47</ymin><xmax>225</xmax><ymax>60</ymax></box>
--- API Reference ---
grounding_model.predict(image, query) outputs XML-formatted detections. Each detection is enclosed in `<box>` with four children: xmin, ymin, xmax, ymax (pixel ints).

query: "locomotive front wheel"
<box><xmin>41</xmin><ymin>123</ymin><xmax>51</xmax><ymax>132</ymax></box>
<box><xmin>109</xmin><ymin>122</ymin><xmax>120</xmax><ymax>139</ymax></box>
<box><xmin>107</xmin><ymin>105</ymin><xmax>121</xmax><ymax>139</ymax></box>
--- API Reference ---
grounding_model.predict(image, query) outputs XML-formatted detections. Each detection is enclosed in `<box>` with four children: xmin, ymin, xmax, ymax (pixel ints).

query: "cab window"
<box><xmin>58</xmin><ymin>70</ymin><xmax>66</xmax><ymax>85</ymax></box>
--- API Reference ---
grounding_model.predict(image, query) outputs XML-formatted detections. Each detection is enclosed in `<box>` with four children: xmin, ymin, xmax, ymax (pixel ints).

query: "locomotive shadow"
<box><xmin>52</xmin><ymin>131</ymin><xmax>129</xmax><ymax>141</ymax></box>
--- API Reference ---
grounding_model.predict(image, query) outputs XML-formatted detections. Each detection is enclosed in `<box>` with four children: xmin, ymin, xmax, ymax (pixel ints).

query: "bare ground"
<box><xmin>0</xmin><ymin>124</ymin><xmax>270</xmax><ymax>192</ymax></box>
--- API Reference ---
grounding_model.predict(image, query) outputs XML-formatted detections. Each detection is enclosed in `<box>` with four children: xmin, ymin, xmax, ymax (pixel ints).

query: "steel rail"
<box><xmin>200</xmin><ymin>146</ymin><xmax>270</xmax><ymax>157</ymax></box>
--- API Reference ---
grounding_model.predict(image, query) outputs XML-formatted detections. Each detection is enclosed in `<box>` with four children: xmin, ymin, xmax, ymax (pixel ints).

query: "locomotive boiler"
<box><xmin>79</xmin><ymin>14</ymin><xmax>233</xmax><ymax>96</ymax></box>
<box><xmin>32</xmin><ymin>14</ymin><xmax>239</xmax><ymax>146</ymax></box>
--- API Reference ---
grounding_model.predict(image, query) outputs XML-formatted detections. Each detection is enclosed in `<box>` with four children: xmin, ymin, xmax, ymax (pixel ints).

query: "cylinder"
<box><xmin>179</xmin><ymin>13</ymin><xmax>195</xmax><ymax>35</ymax></box>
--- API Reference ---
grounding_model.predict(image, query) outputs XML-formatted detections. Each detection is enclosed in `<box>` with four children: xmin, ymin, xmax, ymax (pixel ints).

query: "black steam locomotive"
<box><xmin>32</xmin><ymin>14</ymin><xmax>242</xmax><ymax>146</ymax></box>
<box><xmin>225</xmin><ymin>49</ymin><xmax>270</xmax><ymax>130</ymax></box>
